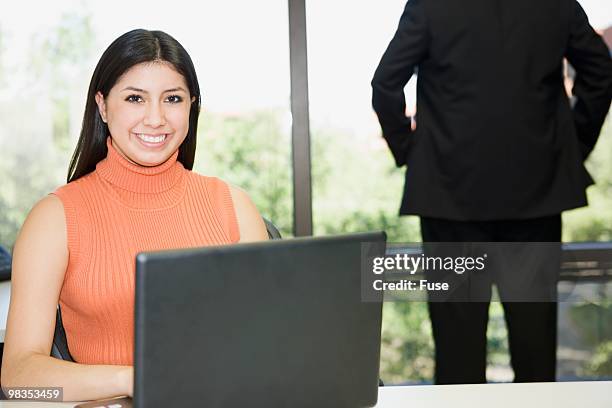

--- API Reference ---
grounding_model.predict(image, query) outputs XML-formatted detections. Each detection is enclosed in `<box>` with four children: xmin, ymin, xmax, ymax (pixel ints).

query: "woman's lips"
<box><xmin>133</xmin><ymin>133</ymin><xmax>170</xmax><ymax>148</ymax></box>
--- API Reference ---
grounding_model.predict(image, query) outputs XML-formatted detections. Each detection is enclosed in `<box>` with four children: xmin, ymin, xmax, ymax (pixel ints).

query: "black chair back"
<box><xmin>51</xmin><ymin>306</ymin><xmax>73</xmax><ymax>362</ymax></box>
<box><xmin>263</xmin><ymin>217</ymin><xmax>282</xmax><ymax>240</ymax></box>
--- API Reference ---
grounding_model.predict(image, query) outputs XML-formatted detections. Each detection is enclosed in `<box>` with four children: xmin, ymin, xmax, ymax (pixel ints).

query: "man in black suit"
<box><xmin>372</xmin><ymin>0</ymin><xmax>612</xmax><ymax>384</ymax></box>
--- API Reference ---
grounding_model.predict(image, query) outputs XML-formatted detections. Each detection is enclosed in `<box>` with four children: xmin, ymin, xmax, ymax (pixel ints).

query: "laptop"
<box><xmin>76</xmin><ymin>232</ymin><xmax>385</xmax><ymax>408</ymax></box>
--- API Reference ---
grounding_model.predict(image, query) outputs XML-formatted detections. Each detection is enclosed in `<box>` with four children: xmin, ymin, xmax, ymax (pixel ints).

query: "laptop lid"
<box><xmin>133</xmin><ymin>232</ymin><xmax>385</xmax><ymax>408</ymax></box>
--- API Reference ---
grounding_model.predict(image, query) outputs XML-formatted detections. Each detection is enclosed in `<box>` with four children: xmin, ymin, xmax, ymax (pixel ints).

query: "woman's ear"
<box><xmin>95</xmin><ymin>92</ymin><xmax>108</xmax><ymax>123</ymax></box>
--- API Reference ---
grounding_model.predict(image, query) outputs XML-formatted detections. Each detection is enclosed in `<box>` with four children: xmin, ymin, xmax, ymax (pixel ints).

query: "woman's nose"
<box><xmin>143</xmin><ymin>101</ymin><xmax>166</xmax><ymax>127</ymax></box>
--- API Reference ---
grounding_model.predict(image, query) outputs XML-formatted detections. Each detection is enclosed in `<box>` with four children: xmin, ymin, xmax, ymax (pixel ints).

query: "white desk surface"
<box><xmin>0</xmin><ymin>381</ymin><xmax>610</xmax><ymax>408</ymax></box>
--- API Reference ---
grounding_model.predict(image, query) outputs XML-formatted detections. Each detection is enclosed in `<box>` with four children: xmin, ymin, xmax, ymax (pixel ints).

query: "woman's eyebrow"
<box><xmin>121</xmin><ymin>86</ymin><xmax>147</xmax><ymax>93</ymax></box>
<box><xmin>164</xmin><ymin>87</ymin><xmax>188</xmax><ymax>93</ymax></box>
<box><xmin>120</xmin><ymin>86</ymin><xmax>187</xmax><ymax>93</ymax></box>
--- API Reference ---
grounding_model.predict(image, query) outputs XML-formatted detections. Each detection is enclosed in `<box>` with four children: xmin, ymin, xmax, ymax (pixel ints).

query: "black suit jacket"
<box><xmin>372</xmin><ymin>0</ymin><xmax>612</xmax><ymax>221</ymax></box>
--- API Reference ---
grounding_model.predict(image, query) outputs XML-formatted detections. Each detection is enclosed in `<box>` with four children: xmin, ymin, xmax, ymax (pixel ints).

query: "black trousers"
<box><xmin>420</xmin><ymin>215</ymin><xmax>560</xmax><ymax>384</ymax></box>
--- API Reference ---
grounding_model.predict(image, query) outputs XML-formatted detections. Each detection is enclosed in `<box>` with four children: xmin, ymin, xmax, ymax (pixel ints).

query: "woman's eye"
<box><xmin>166</xmin><ymin>95</ymin><xmax>183</xmax><ymax>103</ymax></box>
<box><xmin>125</xmin><ymin>94</ymin><xmax>144</xmax><ymax>103</ymax></box>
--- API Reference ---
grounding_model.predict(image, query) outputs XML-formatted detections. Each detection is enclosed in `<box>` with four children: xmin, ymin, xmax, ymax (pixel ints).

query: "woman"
<box><xmin>1</xmin><ymin>29</ymin><xmax>268</xmax><ymax>401</ymax></box>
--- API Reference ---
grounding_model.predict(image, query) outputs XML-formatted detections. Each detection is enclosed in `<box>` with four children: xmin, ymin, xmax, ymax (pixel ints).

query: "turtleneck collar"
<box><xmin>96</xmin><ymin>137</ymin><xmax>183</xmax><ymax>194</ymax></box>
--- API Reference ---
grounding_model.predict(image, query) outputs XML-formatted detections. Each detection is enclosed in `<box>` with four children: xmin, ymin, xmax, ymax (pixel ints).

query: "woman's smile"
<box><xmin>133</xmin><ymin>132</ymin><xmax>170</xmax><ymax>148</ymax></box>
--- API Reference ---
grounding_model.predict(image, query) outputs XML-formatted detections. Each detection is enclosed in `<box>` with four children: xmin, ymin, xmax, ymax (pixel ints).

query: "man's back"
<box><xmin>372</xmin><ymin>0</ymin><xmax>612</xmax><ymax>220</ymax></box>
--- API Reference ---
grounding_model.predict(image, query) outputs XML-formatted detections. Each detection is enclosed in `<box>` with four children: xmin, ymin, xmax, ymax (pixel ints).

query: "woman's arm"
<box><xmin>228</xmin><ymin>185</ymin><xmax>269</xmax><ymax>242</ymax></box>
<box><xmin>0</xmin><ymin>195</ymin><xmax>132</xmax><ymax>401</ymax></box>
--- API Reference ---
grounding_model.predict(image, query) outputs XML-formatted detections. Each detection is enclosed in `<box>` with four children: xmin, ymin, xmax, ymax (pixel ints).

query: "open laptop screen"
<box><xmin>134</xmin><ymin>232</ymin><xmax>385</xmax><ymax>408</ymax></box>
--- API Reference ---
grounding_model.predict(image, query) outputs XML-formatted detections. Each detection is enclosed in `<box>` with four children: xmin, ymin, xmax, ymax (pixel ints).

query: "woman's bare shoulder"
<box><xmin>227</xmin><ymin>184</ymin><xmax>268</xmax><ymax>242</ymax></box>
<box><xmin>27</xmin><ymin>194</ymin><xmax>66</xmax><ymax>225</ymax></box>
<box><xmin>14</xmin><ymin>194</ymin><xmax>67</xmax><ymax>263</ymax></box>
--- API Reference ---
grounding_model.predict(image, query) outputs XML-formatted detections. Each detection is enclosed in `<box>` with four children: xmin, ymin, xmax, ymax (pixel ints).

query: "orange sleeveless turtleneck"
<box><xmin>52</xmin><ymin>138</ymin><xmax>239</xmax><ymax>365</ymax></box>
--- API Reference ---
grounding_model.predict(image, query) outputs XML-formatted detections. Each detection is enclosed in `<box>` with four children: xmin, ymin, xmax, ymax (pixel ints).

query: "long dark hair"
<box><xmin>68</xmin><ymin>29</ymin><xmax>201</xmax><ymax>183</ymax></box>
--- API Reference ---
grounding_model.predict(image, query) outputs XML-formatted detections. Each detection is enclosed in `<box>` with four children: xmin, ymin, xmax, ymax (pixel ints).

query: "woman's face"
<box><xmin>95</xmin><ymin>61</ymin><xmax>193</xmax><ymax>167</ymax></box>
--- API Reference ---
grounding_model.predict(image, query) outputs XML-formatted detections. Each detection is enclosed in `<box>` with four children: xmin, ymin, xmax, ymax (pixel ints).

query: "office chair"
<box><xmin>263</xmin><ymin>217</ymin><xmax>281</xmax><ymax>240</ymax></box>
<box><xmin>0</xmin><ymin>245</ymin><xmax>11</xmax><ymax>281</ymax></box>
<box><xmin>51</xmin><ymin>305</ymin><xmax>74</xmax><ymax>361</ymax></box>
<box><xmin>0</xmin><ymin>245</ymin><xmax>11</xmax><ymax>372</ymax></box>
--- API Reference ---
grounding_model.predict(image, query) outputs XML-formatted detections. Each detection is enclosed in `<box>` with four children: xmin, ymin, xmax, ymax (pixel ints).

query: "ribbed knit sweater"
<box><xmin>53</xmin><ymin>138</ymin><xmax>239</xmax><ymax>365</ymax></box>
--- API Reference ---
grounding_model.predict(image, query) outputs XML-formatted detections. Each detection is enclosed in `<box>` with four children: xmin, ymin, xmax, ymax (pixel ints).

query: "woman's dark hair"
<box><xmin>67</xmin><ymin>29</ymin><xmax>201</xmax><ymax>182</ymax></box>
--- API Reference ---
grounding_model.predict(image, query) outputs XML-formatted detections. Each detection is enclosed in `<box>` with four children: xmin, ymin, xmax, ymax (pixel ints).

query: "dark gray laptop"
<box><xmin>78</xmin><ymin>232</ymin><xmax>385</xmax><ymax>408</ymax></box>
